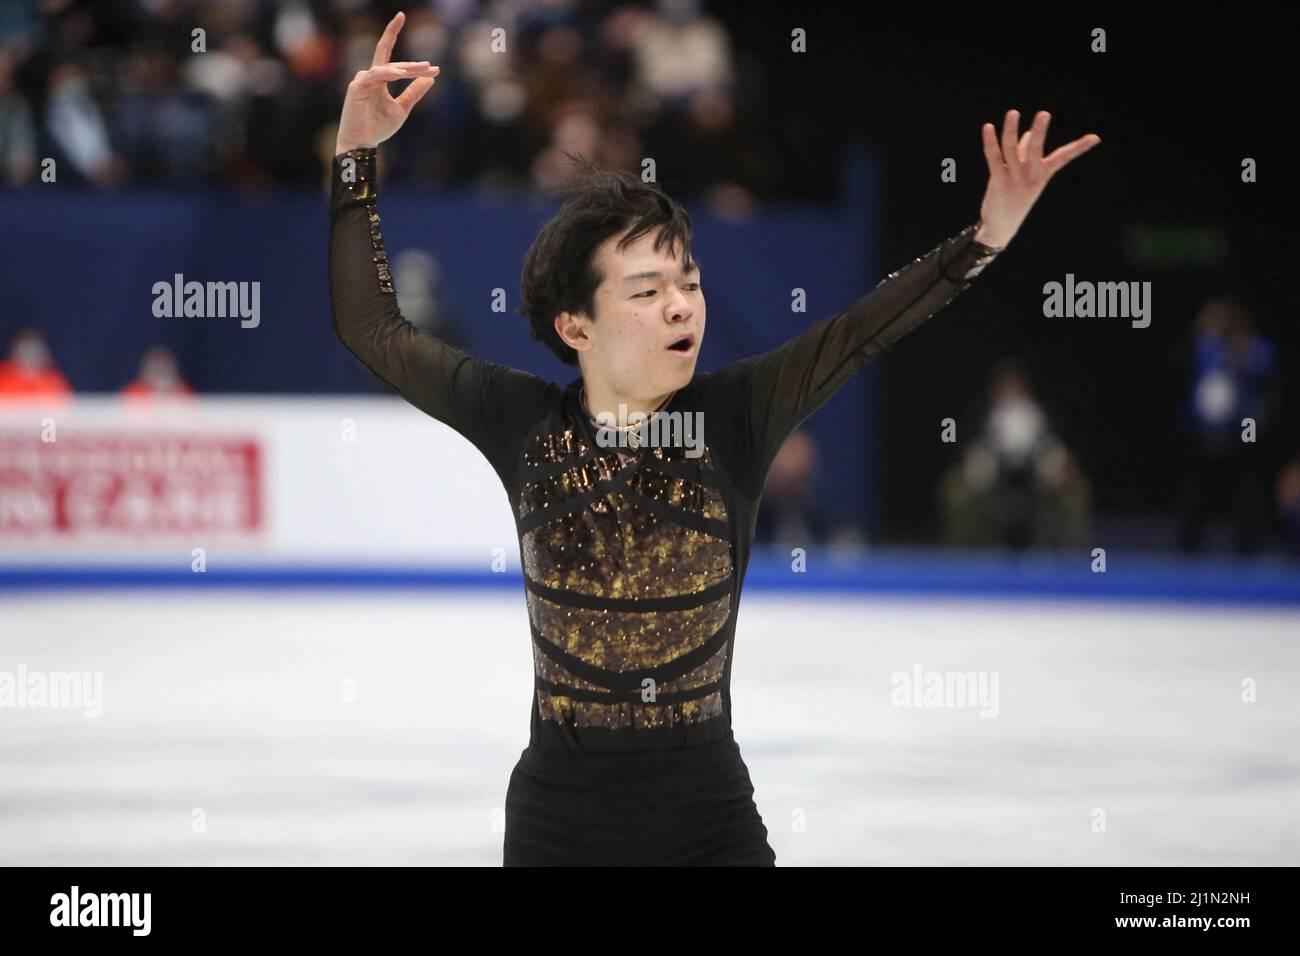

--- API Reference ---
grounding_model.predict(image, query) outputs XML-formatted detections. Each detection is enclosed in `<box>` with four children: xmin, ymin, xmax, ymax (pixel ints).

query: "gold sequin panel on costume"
<box><xmin>518</xmin><ymin>425</ymin><xmax>734</xmax><ymax>731</ymax></box>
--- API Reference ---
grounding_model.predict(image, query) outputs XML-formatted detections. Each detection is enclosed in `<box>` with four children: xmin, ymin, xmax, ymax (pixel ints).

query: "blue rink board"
<box><xmin>3</xmin><ymin>550</ymin><xmax>1299</xmax><ymax>605</ymax></box>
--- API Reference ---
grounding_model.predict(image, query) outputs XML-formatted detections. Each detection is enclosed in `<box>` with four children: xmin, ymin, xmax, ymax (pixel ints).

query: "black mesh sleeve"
<box><xmin>328</xmin><ymin>147</ymin><xmax>554</xmax><ymax>485</ymax></box>
<box><xmin>704</xmin><ymin>222</ymin><xmax>1003</xmax><ymax>495</ymax></box>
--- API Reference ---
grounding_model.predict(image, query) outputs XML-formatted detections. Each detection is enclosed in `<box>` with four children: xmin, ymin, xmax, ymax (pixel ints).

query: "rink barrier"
<box><xmin>2</xmin><ymin>551</ymin><xmax>1298</xmax><ymax>605</ymax></box>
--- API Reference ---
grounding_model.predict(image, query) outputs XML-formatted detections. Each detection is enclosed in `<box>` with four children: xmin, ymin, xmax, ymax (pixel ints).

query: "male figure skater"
<box><xmin>329</xmin><ymin>12</ymin><xmax>1100</xmax><ymax>865</ymax></box>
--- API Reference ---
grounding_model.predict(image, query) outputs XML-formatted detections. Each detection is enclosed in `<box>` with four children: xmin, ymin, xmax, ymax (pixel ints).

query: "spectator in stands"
<box><xmin>1176</xmin><ymin>295</ymin><xmax>1279</xmax><ymax>554</ymax></box>
<box><xmin>1277</xmin><ymin>452</ymin><xmax>1300</xmax><ymax>558</ymax></box>
<box><xmin>116</xmin><ymin>48</ymin><xmax>218</xmax><ymax>183</ymax></box>
<box><xmin>0</xmin><ymin>327</ymin><xmax>72</xmax><ymax>400</ymax></box>
<box><xmin>392</xmin><ymin>249</ymin><xmax>466</xmax><ymax>351</ymax></box>
<box><xmin>756</xmin><ymin>429</ymin><xmax>829</xmax><ymax>548</ymax></box>
<box><xmin>43</xmin><ymin>62</ymin><xmax>124</xmax><ymax>186</ymax></box>
<box><xmin>0</xmin><ymin>0</ymin><xmax>774</xmax><ymax>201</ymax></box>
<box><xmin>630</xmin><ymin>0</ymin><xmax>733</xmax><ymax>110</ymax></box>
<box><xmin>0</xmin><ymin>48</ymin><xmax>37</xmax><ymax>185</ymax></box>
<box><xmin>939</xmin><ymin>360</ymin><xmax>1090</xmax><ymax>551</ymax></box>
<box><xmin>121</xmin><ymin>345</ymin><xmax>194</xmax><ymax>402</ymax></box>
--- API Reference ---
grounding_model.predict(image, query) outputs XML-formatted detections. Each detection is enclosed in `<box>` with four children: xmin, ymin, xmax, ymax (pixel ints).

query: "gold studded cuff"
<box><xmin>330</xmin><ymin>147</ymin><xmax>378</xmax><ymax>214</ymax></box>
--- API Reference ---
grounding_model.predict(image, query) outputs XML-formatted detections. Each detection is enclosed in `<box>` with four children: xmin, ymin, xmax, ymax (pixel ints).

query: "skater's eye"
<box><xmin>635</xmin><ymin>283</ymin><xmax>699</xmax><ymax>298</ymax></box>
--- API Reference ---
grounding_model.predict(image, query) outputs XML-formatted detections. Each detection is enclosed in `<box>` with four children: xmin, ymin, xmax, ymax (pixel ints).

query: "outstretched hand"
<box><xmin>335</xmin><ymin>11</ymin><xmax>440</xmax><ymax>156</ymax></box>
<box><xmin>975</xmin><ymin>110</ymin><xmax>1100</xmax><ymax>248</ymax></box>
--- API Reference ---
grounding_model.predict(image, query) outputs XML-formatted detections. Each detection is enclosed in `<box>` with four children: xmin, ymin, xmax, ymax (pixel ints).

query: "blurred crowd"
<box><xmin>0</xmin><ymin>0</ymin><xmax>774</xmax><ymax>211</ymax></box>
<box><xmin>2</xmin><ymin>2</ymin><xmax>1293</xmax><ymax>556</ymax></box>
<box><xmin>11</xmin><ymin>296</ymin><xmax>1290</xmax><ymax>554</ymax></box>
<box><xmin>756</xmin><ymin>295</ymin><xmax>1298</xmax><ymax>557</ymax></box>
<box><xmin>0</xmin><ymin>241</ymin><xmax>465</xmax><ymax>405</ymax></box>
<box><xmin>7</xmin><ymin>299</ymin><xmax>1298</xmax><ymax>557</ymax></box>
<box><xmin>0</xmin><ymin>328</ymin><xmax>193</xmax><ymax>403</ymax></box>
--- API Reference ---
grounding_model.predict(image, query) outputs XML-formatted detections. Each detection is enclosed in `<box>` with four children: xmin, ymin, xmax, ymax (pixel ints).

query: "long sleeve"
<box><xmin>704</xmin><ymin>222</ymin><xmax>1003</xmax><ymax>494</ymax></box>
<box><xmin>329</xmin><ymin>147</ymin><xmax>554</xmax><ymax>484</ymax></box>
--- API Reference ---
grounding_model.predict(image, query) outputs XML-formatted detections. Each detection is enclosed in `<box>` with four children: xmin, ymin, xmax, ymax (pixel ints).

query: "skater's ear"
<box><xmin>554</xmin><ymin>309</ymin><xmax>595</xmax><ymax>357</ymax></box>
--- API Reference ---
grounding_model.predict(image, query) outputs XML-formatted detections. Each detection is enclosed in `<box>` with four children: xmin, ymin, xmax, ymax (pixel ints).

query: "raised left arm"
<box><xmin>709</xmin><ymin>110</ymin><xmax>1100</xmax><ymax>491</ymax></box>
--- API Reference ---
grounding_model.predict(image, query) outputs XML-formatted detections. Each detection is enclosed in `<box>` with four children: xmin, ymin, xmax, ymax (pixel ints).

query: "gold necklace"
<box><xmin>580</xmin><ymin>385</ymin><xmax>676</xmax><ymax>449</ymax></box>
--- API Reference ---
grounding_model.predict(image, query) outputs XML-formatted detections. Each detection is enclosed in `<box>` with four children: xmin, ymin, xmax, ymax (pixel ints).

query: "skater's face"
<box><xmin>556</xmin><ymin>225</ymin><xmax>705</xmax><ymax>397</ymax></box>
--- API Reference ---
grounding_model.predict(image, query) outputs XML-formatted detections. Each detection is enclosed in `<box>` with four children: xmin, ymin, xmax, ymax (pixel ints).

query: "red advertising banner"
<box><xmin>0</xmin><ymin>430</ymin><xmax>262</xmax><ymax>536</ymax></box>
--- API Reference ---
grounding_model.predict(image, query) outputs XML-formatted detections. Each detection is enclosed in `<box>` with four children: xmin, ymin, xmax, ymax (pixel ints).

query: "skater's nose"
<box><xmin>664</xmin><ymin>292</ymin><xmax>693</xmax><ymax>324</ymax></box>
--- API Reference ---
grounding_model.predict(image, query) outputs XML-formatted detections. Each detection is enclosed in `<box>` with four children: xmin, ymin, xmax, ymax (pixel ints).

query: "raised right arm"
<box><xmin>328</xmin><ymin>12</ymin><xmax>551</xmax><ymax>477</ymax></box>
<box><xmin>330</xmin><ymin>148</ymin><xmax>548</xmax><ymax>450</ymax></box>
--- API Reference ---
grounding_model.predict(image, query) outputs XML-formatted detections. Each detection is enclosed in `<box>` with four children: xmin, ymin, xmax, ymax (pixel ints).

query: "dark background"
<box><xmin>715</xmin><ymin>3</ymin><xmax>1298</xmax><ymax>539</ymax></box>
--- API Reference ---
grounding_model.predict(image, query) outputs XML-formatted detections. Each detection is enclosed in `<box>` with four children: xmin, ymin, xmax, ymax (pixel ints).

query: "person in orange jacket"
<box><xmin>0</xmin><ymin>327</ymin><xmax>72</xmax><ymax>399</ymax></box>
<box><xmin>121</xmin><ymin>345</ymin><xmax>195</xmax><ymax>401</ymax></box>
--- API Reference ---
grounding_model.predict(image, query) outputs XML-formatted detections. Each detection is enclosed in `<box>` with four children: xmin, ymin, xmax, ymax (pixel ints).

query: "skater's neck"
<box><xmin>579</xmin><ymin>377</ymin><xmax>675</xmax><ymax>425</ymax></box>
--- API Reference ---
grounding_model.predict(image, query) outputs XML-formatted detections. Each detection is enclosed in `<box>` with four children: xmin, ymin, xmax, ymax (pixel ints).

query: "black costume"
<box><xmin>329</xmin><ymin>147</ymin><xmax>1002</xmax><ymax>865</ymax></box>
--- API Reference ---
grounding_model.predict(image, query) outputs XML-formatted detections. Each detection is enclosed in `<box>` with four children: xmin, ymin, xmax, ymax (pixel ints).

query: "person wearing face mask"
<box><xmin>0</xmin><ymin>327</ymin><xmax>72</xmax><ymax>400</ymax></box>
<box><xmin>941</xmin><ymin>360</ymin><xmax>1089</xmax><ymax>551</ymax></box>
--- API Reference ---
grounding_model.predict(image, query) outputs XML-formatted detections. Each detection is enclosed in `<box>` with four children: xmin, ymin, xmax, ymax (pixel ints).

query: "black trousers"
<box><xmin>503</xmin><ymin>731</ymin><xmax>776</xmax><ymax>866</ymax></box>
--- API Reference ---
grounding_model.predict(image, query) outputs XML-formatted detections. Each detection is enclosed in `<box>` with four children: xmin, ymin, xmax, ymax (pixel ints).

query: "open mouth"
<box><xmin>667</xmin><ymin>334</ymin><xmax>696</xmax><ymax>353</ymax></box>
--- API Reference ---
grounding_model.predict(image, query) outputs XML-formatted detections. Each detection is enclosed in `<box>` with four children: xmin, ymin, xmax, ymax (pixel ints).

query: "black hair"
<box><xmin>518</xmin><ymin>151</ymin><xmax>696</xmax><ymax>366</ymax></box>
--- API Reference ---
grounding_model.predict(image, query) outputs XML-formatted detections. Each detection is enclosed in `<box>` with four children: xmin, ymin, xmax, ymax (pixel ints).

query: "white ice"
<box><xmin>1</xmin><ymin>590</ymin><xmax>1296</xmax><ymax>866</ymax></box>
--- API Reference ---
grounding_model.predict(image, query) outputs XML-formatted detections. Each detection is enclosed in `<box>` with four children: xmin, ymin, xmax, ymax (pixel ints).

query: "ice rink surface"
<box><xmin>2</xmin><ymin>589</ymin><xmax>1297</xmax><ymax>866</ymax></box>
